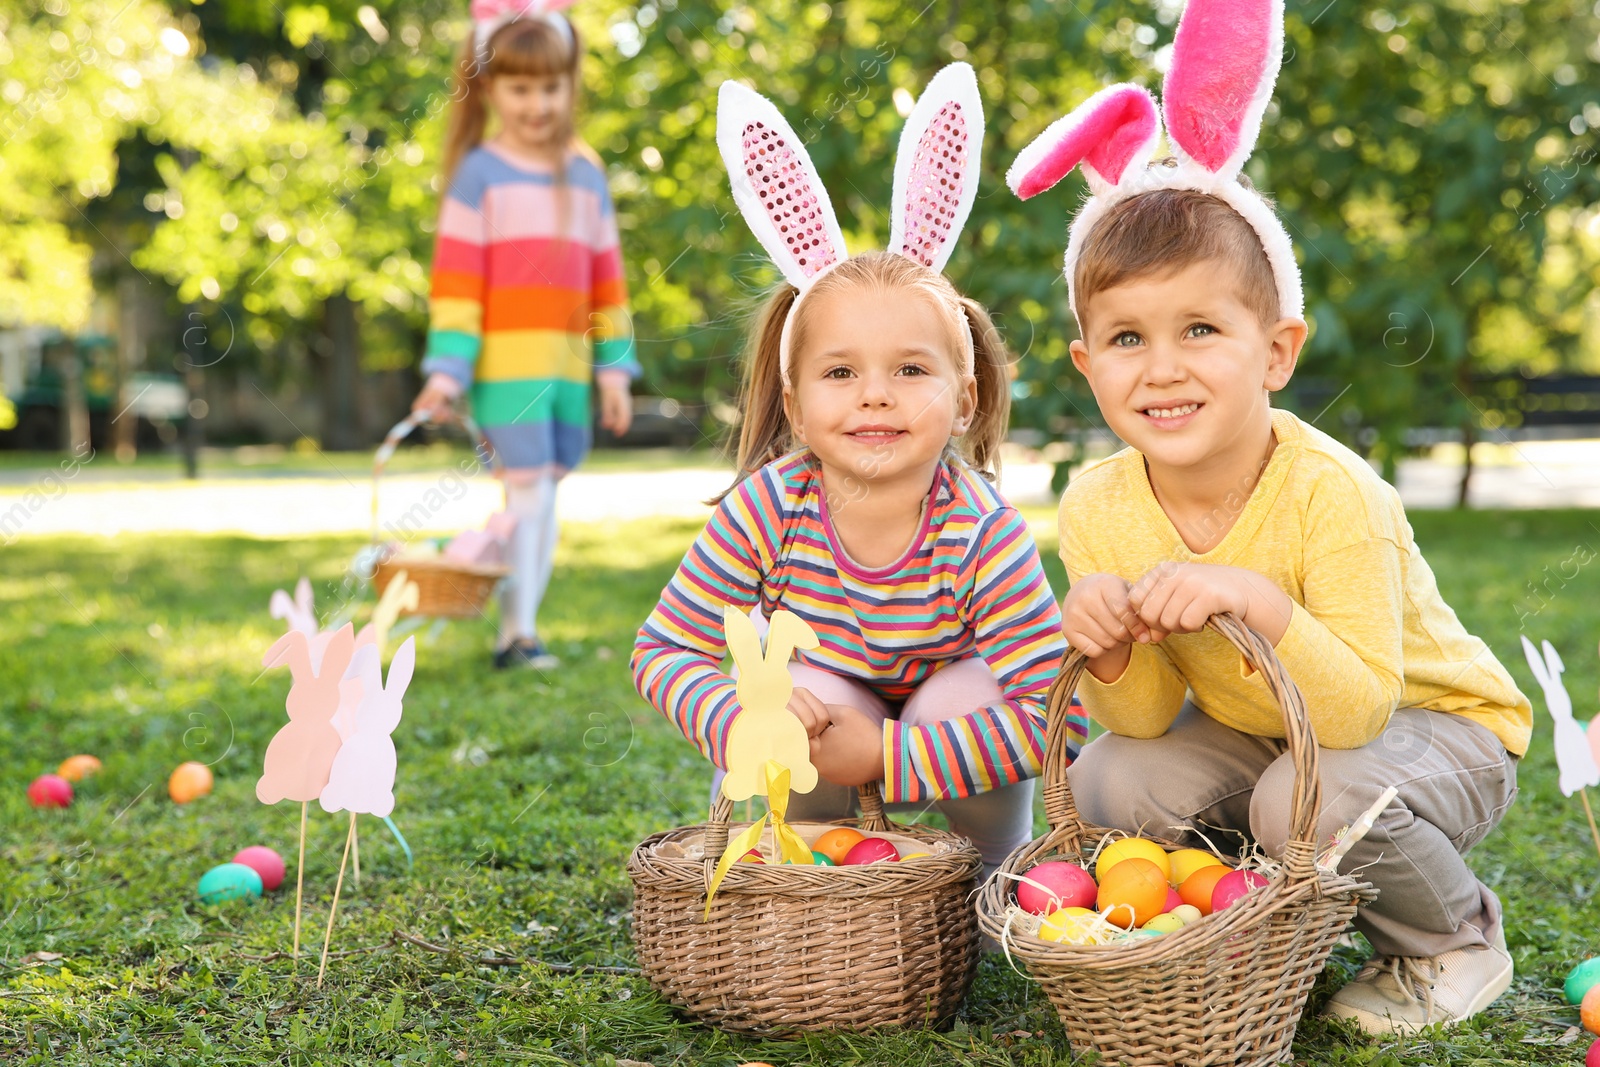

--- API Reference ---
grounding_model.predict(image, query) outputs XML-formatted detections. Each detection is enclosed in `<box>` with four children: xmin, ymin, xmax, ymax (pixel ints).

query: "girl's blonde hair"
<box><xmin>714</xmin><ymin>251</ymin><xmax>1013</xmax><ymax>504</ymax></box>
<box><xmin>441</xmin><ymin>17</ymin><xmax>586</xmax><ymax>186</ymax></box>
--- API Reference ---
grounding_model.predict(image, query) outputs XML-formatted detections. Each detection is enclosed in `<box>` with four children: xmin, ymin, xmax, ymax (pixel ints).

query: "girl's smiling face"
<box><xmin>784</xmin><ymin>283</ymin><xmax>976</xmax><ymax>489</ymax></box>
<box><xmin>1070</xmin><ymin>258</ymin><xmax>1305</xmax><ymax>474</ymax></box>
<box><xmin>486</xmin><ymin>73</ymin><xmax>573</xmax><ymax>153</ymax></box>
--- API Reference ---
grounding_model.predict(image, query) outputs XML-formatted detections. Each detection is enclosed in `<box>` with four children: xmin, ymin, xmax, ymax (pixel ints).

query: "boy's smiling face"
<box><xmin>1070</xmin><ymin>259</ymin><xmax>1306</xmax><ymax>474</ymax></box>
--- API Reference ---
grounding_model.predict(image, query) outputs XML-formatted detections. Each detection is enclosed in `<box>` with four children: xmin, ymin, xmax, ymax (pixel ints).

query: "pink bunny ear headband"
<box><xmin>1007</xmin><ymin>0</ymin><xmax>1303</xmax><ymax>324</ymax></box>
<box><xmin>716</xmin><ymin>63</ymin><xmax>986</xmax><ymax>386</ymax></box>
<box><xmin>471</xmin><ymin>0</ymin><xmax>575</xmax><ymax>67</ymax></box>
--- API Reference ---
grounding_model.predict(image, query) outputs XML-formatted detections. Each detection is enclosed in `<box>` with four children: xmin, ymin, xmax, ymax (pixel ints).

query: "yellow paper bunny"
<box><xmin>719</xmin><ymin>604</ymin><xmax>820</xmax><ymax>801</ymax></box>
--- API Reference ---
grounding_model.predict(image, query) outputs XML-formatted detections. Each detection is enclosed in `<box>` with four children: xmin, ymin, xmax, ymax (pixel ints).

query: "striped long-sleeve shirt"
<box><xmin>420</xmin><ymin>143</ymin><xmax>640</xmax><ymax>472</ymax></box>
<box><xmin>631</xmin><ymin>450</ymin><xmax>1084</xmax><ymax>803</ymax></box>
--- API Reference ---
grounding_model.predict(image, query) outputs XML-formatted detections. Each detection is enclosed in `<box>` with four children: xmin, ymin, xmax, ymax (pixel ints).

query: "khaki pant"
<box><xmin>1066</xmin><ymin>703</ymin><xmax>1519</xmax><ymax>958</ymax></box>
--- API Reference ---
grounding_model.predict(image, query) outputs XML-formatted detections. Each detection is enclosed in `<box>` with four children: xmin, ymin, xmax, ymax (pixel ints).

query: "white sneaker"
<box><xmin>1323</xmin><ymin>924</ymin><xmax>1512</xmax><ymax>1034</ymax></box>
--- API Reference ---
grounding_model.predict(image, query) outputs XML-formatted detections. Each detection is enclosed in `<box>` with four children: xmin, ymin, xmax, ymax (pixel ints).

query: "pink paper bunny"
<box><xmin>320</xmin><ymin>637</ymin><xmax>414</xmax><ymax>819</ymax></box>
<box><xmin>258</xmin><ymin>624</ymin><xmax>354</xmax><ymax>804</ymax></box>
<box><xmin>269</xmin><ymin>577</ymin><xmax>317</xmax><ymax>637</ymax></box>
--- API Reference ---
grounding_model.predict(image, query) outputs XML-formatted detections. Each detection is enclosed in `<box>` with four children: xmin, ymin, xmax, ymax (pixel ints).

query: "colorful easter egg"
<box><xmin>57</xmin><ymin>755</ymin><xmax>102</xmax><ymax>783</ymax></box>
<box><xmin>1095</xmin><ymin>838</ymin><xmax>1171</xmax><ymax>882</ymax></box>
<box><xmin>812</xmin><ymin>828</ymin><xmax>866</xmax><ymax>865</ymax></box>
<box><xmin>1178</xmin><ymin>865</ymin><xmax>1233</xmax><ymax>915</ymax></box>
<box><xmin>1167</xmin><ymin>848</ymin><xmax>1226</xmax><ymax>886</ymax></box>
<box><xmin>1016</xmin><ymin>860</ymin><xmax>1098</xmax><ymax>915</ymax></box>
<box><xmin>1584</xmin><ymin>985</ymin><xmax>1600</xmax><ymax>1035</ymax></box>
<box><xmin>1038</xmin><ymin>906</ymin><xmax>1104</xmax><ymax>945</ymax></box>
<box><xmin>1096</xmin><ymin>857</ymin><xmax>1168</xmax><ymax>928</ymax></box>
<box><xmin>27</xmin><ymin>774</ymin><xmax>73</xmax><ymax>808</ymax></box>
<box><xmin>168</xmin><ymin>761</ymin><xmax>213</xmax><ymax>804</ymax></box>
<box><xmin>1142</xmin><ymin>913</ymin><xmax>1186</xmax><ymax>934</ymax></box>
<box><xmin>809</xmin><ymin>850</ymin><xmax>835</xmax><ymax>867</ymax></box>
<box><xmin>232</xmin><ymin>846</ymin><xmax>286</xmax><ymax>891</ymax></box>
<box><xmin>197</xmin><ymin>863</ymin><xmax>263</xmax><ymax>904</ymax></box>
<box><xmin>1211</xmin><ymin>869</ymin><xmax>1269</xmax><ymax>912</ymax></box>
<box><xmin>1568</xmin><ymin>958</ymin><xmax>1600</xmax><ymax>1005</ymax></box>
<box><xmin>842</xmin><ymin>837</ymin><xmax>900</xmax><ymax>865</ymax></box>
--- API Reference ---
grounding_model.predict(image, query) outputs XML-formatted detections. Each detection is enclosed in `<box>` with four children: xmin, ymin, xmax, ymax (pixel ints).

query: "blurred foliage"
<box><xmin>4</xmin><ymin>0</ymin><xmax>1600</xmax><ymax>456</ymax></box>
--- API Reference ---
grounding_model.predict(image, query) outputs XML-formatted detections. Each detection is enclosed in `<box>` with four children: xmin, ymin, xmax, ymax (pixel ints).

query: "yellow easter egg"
<box><xmin>1038</xmin><ymin>907</ymin><xmax>1102</xmax><ymax>945</ymax></box>
<box><xmin>1169</xmin><ymin>904</ymin><xmax>1203</xmax><ymax>926</ymax></box>
<box><xmin>1142</xmin><ymin>913</ymin><xmax>1186</xmax><ymax>934</ymax></box>
<box><xmin>1167</xmin><ymin>848</ymin><xmax>1226</xmax><ymax>887</ymax></box>
<box><xmin>898</xmin><ymin>851</ymin><xmax>931</xmax><ymax>861</ymax></box>
<box><xmin>1096</xmin><ymin>838</ymin><xmax>1171</xmax><ymax>882</ymax></box>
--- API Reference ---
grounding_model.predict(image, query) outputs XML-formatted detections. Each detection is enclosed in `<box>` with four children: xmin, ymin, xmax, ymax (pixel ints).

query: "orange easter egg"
<box><xmin>168</xmin><ymin>761</ymin><xmax>213</xmax><ymax>804</ymax></box>
<box><xmin>1096</xmin><ymin>857</ymin><xmax>1168</xmax><ymax>928</ymax></box>
<box><xmin>1178</xmin><ymin>864</ymin><xmax>1233</xmax><ymax>915</ymax></box>
<box><xmin>57</xmin><ymin>755</ymin><xmax>102</xmax><ymax>783</ymax></box>
<box><xmin>1583</xmin><ymin>984</ymin><xmax>1600</xmax><ymax>1035</ymax></box>
<box><xmin>812</xmin><ymin>828</ymin><xmax>866</xmax><ymax>865</ymax></box>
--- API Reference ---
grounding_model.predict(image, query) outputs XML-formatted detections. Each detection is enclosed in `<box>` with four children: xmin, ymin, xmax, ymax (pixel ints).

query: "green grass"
<box><xmin>2</xmin><ymin>509</ymin><xmax>1598</xmax><ymax>1065</ymax></box>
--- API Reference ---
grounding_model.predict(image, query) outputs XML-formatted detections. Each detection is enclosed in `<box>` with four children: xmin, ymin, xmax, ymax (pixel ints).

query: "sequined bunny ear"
<box><xmin>716</xmin><ymin>80</ymin><xmax>848</xmax><ymax>290</ymax></box>
<box><xmin>1007</xmin><ymin>84</ymin><xmax>1161</xmax><ymax>199</ymax></box>
<box><xmin>1162</xmin><ymin>0</ymin><xmax>1283</xmax><ymax>182</ymax></box>
<box><xmin>888</xmin><ymin>62</ymin><xmax>985</xmax><ymax>272</ymax></box>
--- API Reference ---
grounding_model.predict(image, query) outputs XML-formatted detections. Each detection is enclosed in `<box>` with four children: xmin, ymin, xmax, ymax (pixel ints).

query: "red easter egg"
<box><xmin>1016</xmin><ymin>861</ymin><xmax>1098</xmax><ymax>914</ymax></box>
<box><xmin>1586</xmin><ymin>1036</ymin><xmax>1600</xmax><ymax>1067</ymax></box>
<box><xmin>842</xmin><ymin>837</ymin><xmax>900</xmax><ymax>865</ymax></box>
<box><xmin>1164</xmin><ymin>887</ymin><xmax>1183</xmax><ymax>913</ymax></box>
<box><xmin>1211</xmin><ymin>869</ymin><xmax>1269</xmax><ymax>912</ymax></box>
<box><xmin>28</xmin><ymin>774</ymin><xmax>73</xmax><ymax>808</ymax></box>
<box><xmin>232</xmin><ymin>846</ymin><xmax>286</xmax><ymax>891</ymax></box>
<box><xmin>738</xmin><ymin>850</ymin><xmax>765</xmax><ymax>864</ymax></box>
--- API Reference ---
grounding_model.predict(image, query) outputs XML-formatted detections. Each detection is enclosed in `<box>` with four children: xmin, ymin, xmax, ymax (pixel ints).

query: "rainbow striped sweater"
<box><xmin>631</xmin><ymin>450</ymin><xmax>1085</xmax><ymax>803</ymax></box>
<box><xmin>421</xmin><ymin>143</ymin><xmax>639</xmax><ymax>471</ymax></box>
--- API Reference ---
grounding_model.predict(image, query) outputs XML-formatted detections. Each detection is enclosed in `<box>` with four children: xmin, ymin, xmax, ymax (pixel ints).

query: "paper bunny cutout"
<box><xmin>1006</xmin><ymin>0</ymin><xmax>1303</xmax><ymax>323</ymax></box>
<box><xmin>719</xmin><ymin>605</ymin><xmax>821</xmax><ymax>802</ymax></box>
<box><xmin>320</xmin><ymin>637</ymin><xmax>414</xmax><ymax>818</ymax></box>
<box><xmin>716</xmin><ymin>62</ymin><xmax>985</xmax><ymax>381</ymax></box>
<box><xmin>270</xmin><ymin>577</ymin><xmax>317</xmax><ymax>638</ymax></box>
<box><xmin>259</xmin><ymin>624</ymin><xmax>355</xmax><ymax>804</ymax></box>
<box><xmin>1590</xmin><ymin>638</ymin><xmax>1600</xmax><ymax>768</ymax></box>
<box><xmin>353</xmin><ymin>569</ymin><xmax>418</xmax><ymax>656</ymax></box>
<box><xmin>1522</xmin><ymin>635</ymin><xmax>1598</xmax><ymax>797</ymax></box>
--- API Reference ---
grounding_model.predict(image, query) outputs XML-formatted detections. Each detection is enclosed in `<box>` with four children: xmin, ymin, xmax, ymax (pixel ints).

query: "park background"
<box><xmin>4</xmin><ymin>1</ymin><xmax>1600</xmax><ymax>1065</ymax></box>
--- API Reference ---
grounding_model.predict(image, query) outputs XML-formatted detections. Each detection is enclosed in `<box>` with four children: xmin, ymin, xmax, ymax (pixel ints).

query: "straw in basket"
<box><xmin>369</xmin><ymin>411</ymin><xmax>507</xmax><ymax>620</ymax></box>
<box><xmin>975</xmin><ymin>613</ymin><xmax>1377</xmax><ymax>1067</ymax></box>
<box><xmin>629</xmin><ymin>782</ymin><xmax>982</xmax><ymax>1034</ymax></box>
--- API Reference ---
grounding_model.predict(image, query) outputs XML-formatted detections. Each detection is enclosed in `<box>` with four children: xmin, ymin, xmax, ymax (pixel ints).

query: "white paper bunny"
<box><xmin>320</xmin><ymin>636</ymin><xmax>414</xmax><ymax>818</ymax></box>
<box><xmin>270</xmin><ymin>577</ymin><xmax>318</xmax><ymax>637</ymax></box>
<box><xmin>1522</xmin><ymin>634</ymin><xmax>1598</xmax><ymax>797</ymax></box>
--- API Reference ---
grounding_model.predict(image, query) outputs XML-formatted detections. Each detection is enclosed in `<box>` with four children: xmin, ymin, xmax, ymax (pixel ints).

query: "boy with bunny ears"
<box><xmin>1013</xmin><ymin>0</ymin><xmax>1531</xmax><ymax>1034</ymax></box>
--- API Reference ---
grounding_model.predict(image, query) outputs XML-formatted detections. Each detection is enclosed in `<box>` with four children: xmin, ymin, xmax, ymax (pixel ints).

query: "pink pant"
<box><xmin>711</xmin><ymin>653</ymin><xmax>1036</xmax><ymax>869</ymax></box>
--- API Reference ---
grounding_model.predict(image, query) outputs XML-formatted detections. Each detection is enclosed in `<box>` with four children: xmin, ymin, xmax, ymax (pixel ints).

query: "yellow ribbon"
<box><xmin>703</xmin><ymin>760</ymin><xmax>813</xmax><ymax>919</ymax></box>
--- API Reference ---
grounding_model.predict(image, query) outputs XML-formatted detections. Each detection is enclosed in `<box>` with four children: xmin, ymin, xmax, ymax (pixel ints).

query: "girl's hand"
<box><xmin>597</xmin><ymin>371</ymin><xmax>633</xmax><ymax>436</ymax></box>
<box><xmin>1127</xmin><ymin>562</ymin><xmax>1291</xmax><ymax>644</ymax></box>
<box><xmin>786</xmin><ymin>687</ymin><xmax>833</xmax><ymax>739</ymax></box>
<box><xmin>412</xmin><ymin>373</ymin><xmax>462</xmax><ymax>422</ymax></box>
<box><xmin>810</xmin><ymin>704</ymin><xmax>884</xmax><ymax>787</ymax></box>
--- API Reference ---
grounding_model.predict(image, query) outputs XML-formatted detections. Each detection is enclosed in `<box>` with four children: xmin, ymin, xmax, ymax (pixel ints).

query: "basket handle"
<box><xmin>1038</xmin><ymin>612</ymin><xmax>1325</xmax><ymax>883</ymax></box>
<box><xmin>702</xmin><ymin>781</ymin><xmax>892</xmax><ymax>874</ymax></box>
<box><xmin>370</xmin><ymin>411</ymin><xmax>498</xmax><ymax>544</ymax></box>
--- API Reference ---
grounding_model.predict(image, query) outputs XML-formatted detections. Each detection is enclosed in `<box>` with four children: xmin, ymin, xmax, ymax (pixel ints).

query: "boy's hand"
<box><xmin>1061</xmin><ymin>573</ymin><xmax>1163</xmax><ymax>657</ymax></box>
<box><xmin>1128</xmin><ymin>562</ymin><xmax>1291</xmax><ymax>644</ymax></box>
<box><xmin>786</xmin><ymin>687</ymin><xmax>833</xmax><ymax>739</ymax></box>
<box><xmin>810</xmin><ymin>704</ymin><xmax>885</xmax><ymax>787</ymax></box>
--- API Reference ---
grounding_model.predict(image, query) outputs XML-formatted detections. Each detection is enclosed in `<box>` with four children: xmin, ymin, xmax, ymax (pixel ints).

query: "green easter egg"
<box><xmin>810</xmin><ymin>850</ymin><xmax>835</xmax><ymax>866</ymax></box>
<box><xmin>1568</xmin><ymin>958</ymin><xmax>1600</xmax><ymax>1005</ymax></box>
<box><xmin>198</xmin><ymin>862</ymin><xmax>263</xmax><ymax>904</ymax></box>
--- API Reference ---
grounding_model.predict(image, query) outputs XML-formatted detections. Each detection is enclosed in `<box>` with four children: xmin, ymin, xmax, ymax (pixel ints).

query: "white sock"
<box><xmin>499</xmin><ymin>474</ymin><xmax>559</xmax><ymax>648</ymax></box>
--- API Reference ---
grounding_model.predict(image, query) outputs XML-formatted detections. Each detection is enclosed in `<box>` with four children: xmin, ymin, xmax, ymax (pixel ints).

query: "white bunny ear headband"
<box><xmin>1007</xmin><ymin>0</ymin><xmax>1303</xmax><ymax>324</ymax></box>
<box><xmin>716</xmin><ymin>62</ymin><xmax>986</xmax><ymax>385</ymax></box>
<box><xmin>471</xmin><ymin>0</ymin><xmax>575</xmax><ymax>67</ymax></box>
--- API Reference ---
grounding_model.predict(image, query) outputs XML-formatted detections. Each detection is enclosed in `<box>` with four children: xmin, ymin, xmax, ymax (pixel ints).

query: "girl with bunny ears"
<box><xmin>413</xmin><ymin>0</ymin><xmax>639</xmax><ymax>670</ymax></box>
<box><xmin>1018</xmin><ymin>0</ymin><xmax>1530</xmax><ymax>1032</ymax></box>
<box><xmin>632</xmin><ymin>64</ymin><xmax>1084</xmax><ymax>871</ymax></box>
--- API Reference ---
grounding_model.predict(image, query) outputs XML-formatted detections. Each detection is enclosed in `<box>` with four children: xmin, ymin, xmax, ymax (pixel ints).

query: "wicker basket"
<box><xmin>975</xmin><ymin>613</ymin><xmax>1376</xmax><ymax>1067</ymax></box>
<box><xmin>368</xmin><ymin>412</ymin><xmax>508</xmax><ymax>620</ymax></box>
<box><xmin>629</xmin><ymin>782</ymin><xmax>983</xmax><ymax>1034</ymax></box>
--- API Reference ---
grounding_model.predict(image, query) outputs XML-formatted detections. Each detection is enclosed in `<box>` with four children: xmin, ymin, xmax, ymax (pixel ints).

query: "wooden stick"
<box><xmin>1580</xmin><ymin>789</ymin><xmax>1600</xmax><ymax>865</ymax></box>
<box><xmin>352</xmin><ymin>819</ymin><xmax>361</xmax><ymax>889</ymax></box>
<box><xmin>292</xmin><ymin>801</ymin><xmax>308</xmax><ymax>960</ymax></box>
<box><xmin>317</xmin><ymin>812</ymin><xmax>357</xmax><ymax>988</ymax></box>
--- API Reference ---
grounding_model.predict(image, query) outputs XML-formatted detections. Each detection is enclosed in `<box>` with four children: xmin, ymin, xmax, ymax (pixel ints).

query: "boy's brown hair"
<box><xmin>1073</xmin><ymin>177</ymin><xmax>1282</xmax><ymax>331</ymax></box>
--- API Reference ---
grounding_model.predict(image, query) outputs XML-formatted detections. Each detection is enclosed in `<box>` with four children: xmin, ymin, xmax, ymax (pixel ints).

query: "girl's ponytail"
<box><xmin>442</xmin><ymin>36</ymin><xmax>490</xmax><ymax>187</ymax></box>
<box><xmin>709</xmin><ymin>284</ymin><xmax>799</xmax><ymax>505</ymax></box>
<box><xmin>958</xmin><ymin>296</ymin><xmax>1013</xmax><ymax>481</ymax></box>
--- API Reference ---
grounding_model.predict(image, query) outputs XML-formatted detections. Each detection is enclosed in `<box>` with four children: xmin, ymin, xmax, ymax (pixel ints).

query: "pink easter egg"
<box><xmin>1587</xmin><ymin>1036</ymin><xmax>1600</xmax><ymax>1067</ymax></box>
<box><xmin>1016</xmin><ymin>861</ymin><xmax>1098</xmax><ymax>914</ymax></box>
<box><xmin>28</xmin><ymin>774</ymin><xmax>73</xmax><ymax>809</ymax></box>
<box><xmin>232</xmin><ymin>846</ymin><xmax>286</xmax><ymax>891</ymax></box>
<box><xmin>1211</xmin><ymin>869</ymin><xmax>1269</xmax><ymax>912</ymax></box>
<box><xmin>1164</xmin><ymin>887</ymin><xmax>1183</xmax><ymax>913</ymax></box>
<box><xmin>841</xmin><ymin>837</ymin><xmax>901</xmax><ymax>865</ymax></box>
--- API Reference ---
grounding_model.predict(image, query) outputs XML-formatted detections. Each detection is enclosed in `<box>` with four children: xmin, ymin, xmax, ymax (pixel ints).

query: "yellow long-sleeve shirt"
<box><xmin>1059</xmin><ymin>408</ymin><xmax>1531</xmax><ymax>756</ymax></box>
